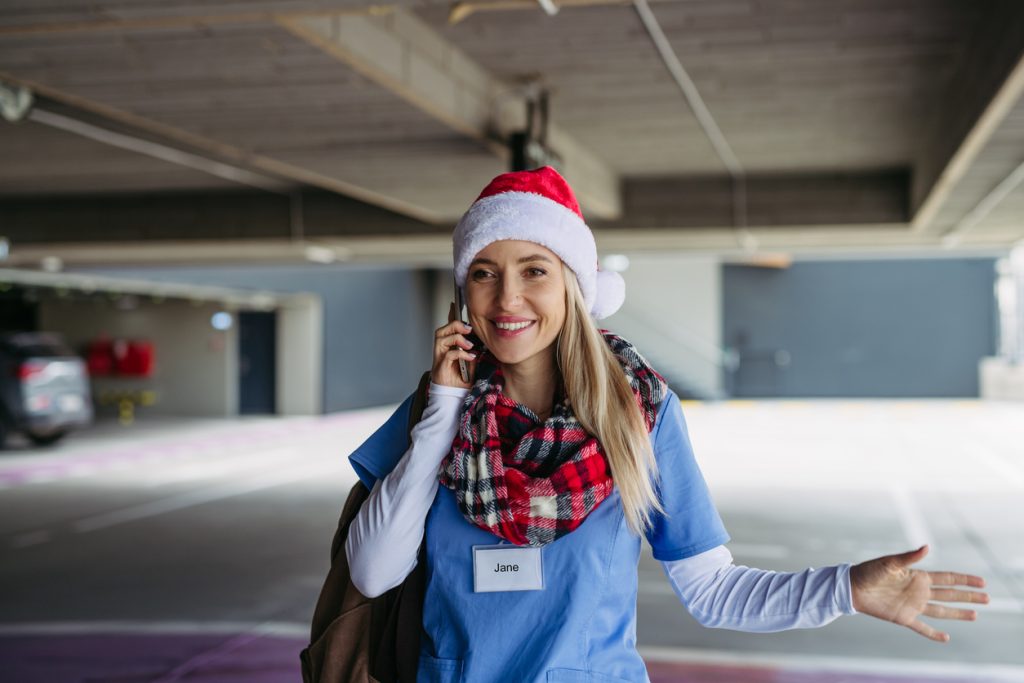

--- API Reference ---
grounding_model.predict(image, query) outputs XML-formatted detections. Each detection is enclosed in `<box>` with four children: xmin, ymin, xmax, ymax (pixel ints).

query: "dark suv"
<box><xmin>0</xmin><ymin>332</ymin><xmax>93</xmax><ymax>448</ymax></box>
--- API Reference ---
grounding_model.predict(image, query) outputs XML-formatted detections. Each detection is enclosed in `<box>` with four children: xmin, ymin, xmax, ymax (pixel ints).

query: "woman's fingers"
<box><xmin>923</xmin><ymin>602</ymin><xmax>977</xmax><ymax>621</ymax></box>
<box><xmin>436</xmin><ymin>331</ymin><xmax>474</xmax><ymax>351</ymax></box>
<box><xmin>435</xmin><ymin>319</ymin><xmax>472</xmax><ymax>339</ymax></box>
<box><xmin>931</xmin><ymin>587</ymin><xmax>990</xmax><ymax>604</ymax></box>
<box><xmin>928</xmin><ymin>571</ymin><xmax>986</xmax><ymax>588</ymax></box>
<box><xmin>908</xmin><ymin>618</ymin><xmax>950</xmax><ymax>643</ymax></box>
<box><xmin>431</xmin><ymin>310</ymin><xmax>476</xmax><ymax>387</ymax></box>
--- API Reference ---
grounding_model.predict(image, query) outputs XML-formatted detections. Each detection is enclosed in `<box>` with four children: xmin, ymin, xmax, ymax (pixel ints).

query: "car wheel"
<box><xmin>27</xmin><ymin>430</ymin><xmax>68</xmax><ymax>447</ymax></box>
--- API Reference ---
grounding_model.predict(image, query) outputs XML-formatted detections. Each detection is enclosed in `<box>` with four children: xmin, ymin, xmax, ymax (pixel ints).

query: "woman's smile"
<box><xmin>491</xmin><ymin>316</ymin><xmax>537</xmax><ymax>338</ymax></box>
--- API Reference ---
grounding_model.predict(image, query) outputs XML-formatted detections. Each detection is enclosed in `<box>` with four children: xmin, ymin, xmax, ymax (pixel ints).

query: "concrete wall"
<box><xmin>277</xmin><ymin>295</ymin><xmax>323</xmax><ymax>415</ymax></box>
<box><xmin>83</xmin><ymin>264</ymin><xmax>435</xmax><ymax>411</ymax></box>
<box><xmin>604</xmin><ymin>255</ymin><xmax>724</xmax><ymax>398</ymax></box>
<box><xmin>39</xmin><ymin>299</ymin><xmax>238</xmax><ymax>416</ymax></box>
<box><xmin>723</xmin><ymin>258</ymin><xmax>998</xmax><ymax>397</ymax></box>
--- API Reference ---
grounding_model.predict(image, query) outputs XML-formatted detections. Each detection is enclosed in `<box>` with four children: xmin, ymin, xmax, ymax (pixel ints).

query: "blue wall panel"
<box><xmin>722</xmin><ymin>259</ymin><xmax>997</xmax><ymax>397</ymax></box>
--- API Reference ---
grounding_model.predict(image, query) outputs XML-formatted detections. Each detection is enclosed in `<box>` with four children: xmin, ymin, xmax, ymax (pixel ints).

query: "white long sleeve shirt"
<box><xmin>345</xmin><ymin>383</ymin><xmax>857</xmax><ymax>630</ymax></box>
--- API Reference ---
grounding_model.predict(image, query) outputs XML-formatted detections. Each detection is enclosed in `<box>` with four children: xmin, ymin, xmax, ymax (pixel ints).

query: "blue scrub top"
<box><xmin>350</xmin><ymin>388</ymin><xmax>729</xmax><ymax>683</ymax></box>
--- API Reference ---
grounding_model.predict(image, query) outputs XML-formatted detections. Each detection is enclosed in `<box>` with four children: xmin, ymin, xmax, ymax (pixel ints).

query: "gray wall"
<box><xmin>723</xmin><ymin>258</ymin><xmax>997</xmax><ymax>398</ymax></box>
<box><xmin>81</xmin><ymin>265</ymin><xmax>434</xmax><ymax>412</ymax></box>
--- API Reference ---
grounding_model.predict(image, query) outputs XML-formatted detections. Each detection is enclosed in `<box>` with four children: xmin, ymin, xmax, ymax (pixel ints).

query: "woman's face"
<box><xmin>465</xmin><ymin>240</ymin><xmax>567</xmax><ymax>369</ymax></box>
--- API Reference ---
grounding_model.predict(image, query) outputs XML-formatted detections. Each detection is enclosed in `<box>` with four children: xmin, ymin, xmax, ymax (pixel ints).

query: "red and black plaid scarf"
<box><xmin>438</xmin><ymin>331</ymin><xmax>666</xmax><ymax>546</ymax></box>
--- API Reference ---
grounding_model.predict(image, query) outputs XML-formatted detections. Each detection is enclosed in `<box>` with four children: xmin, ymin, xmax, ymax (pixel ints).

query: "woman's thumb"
<box><xmin>897</xmin><ymin>544</ymin><xmax>929</xmax><ymax>565</ymax></box>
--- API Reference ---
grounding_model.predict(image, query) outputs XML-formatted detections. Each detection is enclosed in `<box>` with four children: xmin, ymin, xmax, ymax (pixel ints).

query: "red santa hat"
<box><xmin>452</xmin><ymin>166</ymin><xmax>625</xmax><ymax>320</ymax></box>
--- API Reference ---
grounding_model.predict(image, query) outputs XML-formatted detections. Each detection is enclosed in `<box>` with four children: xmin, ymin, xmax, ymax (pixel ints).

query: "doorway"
<box><xmin>238</xmin><ymin>311</ymin><xmax>276</xmax><ymax>414</ymax></box>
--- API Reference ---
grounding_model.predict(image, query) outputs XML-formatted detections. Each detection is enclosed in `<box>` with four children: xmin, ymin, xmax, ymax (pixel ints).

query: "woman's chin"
<box><xmin>486</xmin><ymin>340</ymin><xmax>557</xmax><ymax>368</ymax></box>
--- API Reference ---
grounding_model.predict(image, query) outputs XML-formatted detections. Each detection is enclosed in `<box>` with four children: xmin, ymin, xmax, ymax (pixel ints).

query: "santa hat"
<box><xmin>452</xmin><ymin>166</ymin><xmax>625</xmax><ymax>320</ymax></box>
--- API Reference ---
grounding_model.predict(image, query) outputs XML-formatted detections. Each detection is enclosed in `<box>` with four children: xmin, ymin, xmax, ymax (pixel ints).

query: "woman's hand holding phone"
<box><xmin>431</xmin><ymin>302</ymin><xmax>477</xmax><ymax>389</ymax></box>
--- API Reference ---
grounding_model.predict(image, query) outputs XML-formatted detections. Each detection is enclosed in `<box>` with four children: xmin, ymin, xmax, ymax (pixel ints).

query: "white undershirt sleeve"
<box><xmin>661</xmin><ymin>545</ymin><xmax>858</xmax><ymax>632</ymax></box>
<box><xmin>345</xmin><ymin>382</ymin><xmax>469</xmax><ymax>598</ymax></box>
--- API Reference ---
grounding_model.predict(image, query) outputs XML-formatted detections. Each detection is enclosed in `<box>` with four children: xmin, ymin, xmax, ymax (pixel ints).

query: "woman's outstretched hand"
<box><xmin>431</xmin><ymin>302</ymin><xmax>478</xmax><ymax>389</ymax></box>
<box><xmin>849</xmin><ymin>545</ymin><xmax>989</xmax><ymax>642</ymax></box>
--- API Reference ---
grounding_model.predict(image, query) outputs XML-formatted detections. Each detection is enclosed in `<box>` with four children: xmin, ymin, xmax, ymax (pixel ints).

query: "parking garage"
<box><xmin>2</xmin><ymin>1</ymin><xmax>1024</xmax><ymax>682</ymax></box>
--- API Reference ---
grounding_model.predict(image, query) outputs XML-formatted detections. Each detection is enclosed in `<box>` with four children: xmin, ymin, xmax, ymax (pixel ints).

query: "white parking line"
<box><xmin>0</xmin><ymin>620</ymin><xmax>308</xmax><ymax>637</ymax></box>
<box><xmin>966</xmin><ymin>443</ymin><xmax>1024</xmax><ymax>489</ymax></box>
<box><xmin>639</xmin><ymin>646</ymin><xmax>1024</xmax><ymax>681</ymax></box>
<box><xmin>887</xmin><ymin>482</ymin><xmax>935</xmax><ymax>560</ymax></box>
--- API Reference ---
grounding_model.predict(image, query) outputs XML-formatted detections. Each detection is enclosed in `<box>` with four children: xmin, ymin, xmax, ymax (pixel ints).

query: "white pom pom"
<box><xmin>591</xmin><ymin>269</ymin><xmax>625</xmax><ymax>319</ymax></box>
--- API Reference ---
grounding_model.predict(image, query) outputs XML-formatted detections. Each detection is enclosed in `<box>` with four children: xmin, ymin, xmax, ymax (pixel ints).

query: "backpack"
<box><xmin>300</xmin><ymin>372</ymin><xmax>432</xmax><ymax>683</ymax></box>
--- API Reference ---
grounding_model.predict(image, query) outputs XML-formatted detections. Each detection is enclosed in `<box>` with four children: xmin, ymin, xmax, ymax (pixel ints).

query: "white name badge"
<box><xmin>472</xmin><ymin>544</ymin><xmax>544</xmax><ymax>593</ymax></box>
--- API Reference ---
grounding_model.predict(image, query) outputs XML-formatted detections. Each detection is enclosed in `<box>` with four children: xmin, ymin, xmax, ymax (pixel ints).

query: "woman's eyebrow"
<box><xmin>470</xmin><ymin>255</ymin><xmax>553</xmax><ymax>267</ymax></box>
<box><xmin>518</xmin><ymin>254</ymin><xmax>554</xmax><ymax>264</ymax></box>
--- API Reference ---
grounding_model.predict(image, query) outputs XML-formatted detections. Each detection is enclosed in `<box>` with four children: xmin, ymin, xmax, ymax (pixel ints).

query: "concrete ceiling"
<box><xmin>0</xmin><ymin>0</ymin><xmax>1022</xmax><ymax>265</ymax></box>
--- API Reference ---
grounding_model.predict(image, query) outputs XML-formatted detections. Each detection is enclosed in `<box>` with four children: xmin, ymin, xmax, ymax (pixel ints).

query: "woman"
<box><xmin>345</xmin><ymin>167</ymin><xmax>989</xmax><ymax>683</ymax></box>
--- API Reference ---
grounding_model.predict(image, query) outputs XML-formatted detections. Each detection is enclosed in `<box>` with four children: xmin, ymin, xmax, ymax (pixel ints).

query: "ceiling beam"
<box><xmin>911</xmin><ymin>1</ymin><xmax>1024</xmax><ymax>234</ymax></box>
<box><xmin>0</xmin><ymin>190</ymin><xmax>433</xmax><ymax>245</ymax></box>
<box><xmin>0</xmin><ymin>4</ymin><xmax>384</xmax><ymax>36</ymax></box>
<box><xmin>0</xmin><ymin>71</ymin><xmax>445</xmax><ymax>224</ymax></box>
<box><xmin>596</xmin><ymin>171</ymin><xmax>909</xmax><ymax>233</ymax></box>
<box><xmin>278</xmin><ymin>8</ymin><xmax>622</xmax><ymax>219</ymax></box>
<box><xmin>1</xmin><ymin>172</ymin><xmax>905</xmax><ymax>246</ymax></box>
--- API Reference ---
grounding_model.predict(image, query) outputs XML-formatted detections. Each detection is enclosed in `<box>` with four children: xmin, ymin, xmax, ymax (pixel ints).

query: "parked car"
<box><xmin>0</xmin><ymin>332</ymin><xmax>93</xmax><ymax>448</ymax></box>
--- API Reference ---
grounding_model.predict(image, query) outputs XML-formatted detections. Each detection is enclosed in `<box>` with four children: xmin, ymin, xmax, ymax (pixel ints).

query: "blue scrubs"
<box><xmin>350</xmin><ymin>388</ymin><xmax>729</xmax><ymax>683</ymax></box>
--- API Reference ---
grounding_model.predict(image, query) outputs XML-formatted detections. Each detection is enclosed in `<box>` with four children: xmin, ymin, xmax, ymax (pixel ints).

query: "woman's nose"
<box><xmin>498</xmin><ymin>277</ymin><xmax>523</xmax><ymax>308</ymax></box>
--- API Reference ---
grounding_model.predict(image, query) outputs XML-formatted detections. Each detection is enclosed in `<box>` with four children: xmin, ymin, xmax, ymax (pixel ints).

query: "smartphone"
<box><xmin>454</xmin><ymin>277</ymin><xmax>470</xmax><ymax>383</ymax></box>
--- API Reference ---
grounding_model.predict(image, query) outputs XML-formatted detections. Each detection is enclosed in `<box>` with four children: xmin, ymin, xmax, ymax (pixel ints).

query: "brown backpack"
<box><xmin>300</xmin><ymin>372</ymin><xmax>432</xmax><ymax>683</ymax></box>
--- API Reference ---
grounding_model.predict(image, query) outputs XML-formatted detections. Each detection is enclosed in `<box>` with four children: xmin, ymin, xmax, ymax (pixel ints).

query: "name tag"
<box><xmin>472</xmin><ymin>544</ymin><xmax>544</xmax><ymax>592</ymax></box>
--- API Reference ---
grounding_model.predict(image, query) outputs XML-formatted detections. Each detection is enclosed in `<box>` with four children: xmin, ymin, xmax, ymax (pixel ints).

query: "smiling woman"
<box><xmin>464</xmin><ymin>243</ymin><xmax>567</xmax><ymax>371</ymax></box>
<box><xmin>334</xmin><ymin>167</ymin><xmax>989</xmax><ymax>683</ymax></box>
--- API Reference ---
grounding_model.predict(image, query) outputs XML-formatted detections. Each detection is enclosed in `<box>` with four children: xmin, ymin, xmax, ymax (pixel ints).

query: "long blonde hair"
<box><xmin>556</xmin><ymin>264</ymin><xmax>664</xmax><ymax>535</ymax></box>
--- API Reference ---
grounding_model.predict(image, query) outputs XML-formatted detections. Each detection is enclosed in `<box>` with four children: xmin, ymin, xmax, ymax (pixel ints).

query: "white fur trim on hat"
<box><xmin>592</xmin><ymin>269</ymin><xmax>625</xmax><ymax>320</ymax></box>
<box><xmin>453</xmin><ymin>191</ymin><xmax>623</xmax><ymax>319</ymax></box>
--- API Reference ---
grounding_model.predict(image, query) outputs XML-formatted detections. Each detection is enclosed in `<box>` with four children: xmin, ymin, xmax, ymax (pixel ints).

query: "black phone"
<box><xmin>454</xmin><ymin>278</ymin><xmax>484</xmax><ymax>382</ymax></box>
<box><xmin>454</xmin><ymin>277</ymin><xmax>471</xmax><ymax>383</ymax></box>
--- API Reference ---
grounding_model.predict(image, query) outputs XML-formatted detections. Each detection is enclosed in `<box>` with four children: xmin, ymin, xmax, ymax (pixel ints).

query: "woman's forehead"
<box><xmin>471</xmin><ymin>240</ymin><xmax>561</xmax><ymax>264</ymax></box>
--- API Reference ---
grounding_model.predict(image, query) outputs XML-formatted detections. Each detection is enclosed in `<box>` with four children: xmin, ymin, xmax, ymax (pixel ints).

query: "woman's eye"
<box><xmin>526</xmin><ymin>267</ymin><xmax>547</xmax><ymax>277</ymax></box>
<box><xmin>471</xmin><ymin>269</ymin><xmax>494</xmax><ymax>280</ymax></box>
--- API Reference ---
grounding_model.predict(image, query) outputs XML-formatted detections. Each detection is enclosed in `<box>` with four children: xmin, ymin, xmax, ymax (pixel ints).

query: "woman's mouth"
<box><xmin>491</xmin><ymin>319</ymin><xmax>536</xmax><ymax>338</ymax></box>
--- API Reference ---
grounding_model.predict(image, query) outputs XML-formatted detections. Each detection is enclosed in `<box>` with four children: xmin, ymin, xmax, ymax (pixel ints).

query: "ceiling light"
<box><xmin>40</xmin><ymin>256</ymin><xmax>63</xmax><ymax>272</ymax></box>
<box><xmin>304</xmin><ymin>245</ymin><xmax>337</xmax><ymax>264</ymax></box>
<box><xmin>536</xmin><ymin>0</ymin><xmax>559</xmax><ymax>15</ymax></box>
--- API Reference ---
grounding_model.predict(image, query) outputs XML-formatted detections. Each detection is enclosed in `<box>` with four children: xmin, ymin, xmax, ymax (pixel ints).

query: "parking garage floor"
<box><xmin>1</xmin><ymin>399</ymin><xmax>1022</xmax><ymax>683</ymax></box>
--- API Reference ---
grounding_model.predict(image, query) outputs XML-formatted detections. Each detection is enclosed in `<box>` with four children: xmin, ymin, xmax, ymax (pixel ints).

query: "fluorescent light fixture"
<box><xmin>536</xmin><ymin>0</ymin><xmax>559</xmax><ymax>16</ymax></box>
<box><xmin>40</xmin><ymin>256</ymin><xmax>63</xmax><ymax>272</ymax></box>
<box><xmin>304</xmin><ymin>245</ymin><xmax>337</xmax><ymax>264</ymax></box>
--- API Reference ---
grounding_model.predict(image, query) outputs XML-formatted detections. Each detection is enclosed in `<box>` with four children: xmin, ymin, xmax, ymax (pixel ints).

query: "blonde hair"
<box><xmin>557</xmin><ymin>264</ymin><xmax>664</xmax><ymax>535</ymax></box>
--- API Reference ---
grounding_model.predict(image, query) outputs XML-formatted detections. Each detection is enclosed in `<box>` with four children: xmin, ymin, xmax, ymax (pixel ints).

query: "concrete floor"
<box><xmin>0</xmin><ymin>399</ymin><xmax>1021</xmax><ymax>682</ymax></box>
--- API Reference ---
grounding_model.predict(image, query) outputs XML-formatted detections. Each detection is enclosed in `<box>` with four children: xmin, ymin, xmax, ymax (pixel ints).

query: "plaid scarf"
<box><xmin>438</xmin><ymin>331</ymin><xmax>666</xmax><ymax>546</ymax></box>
